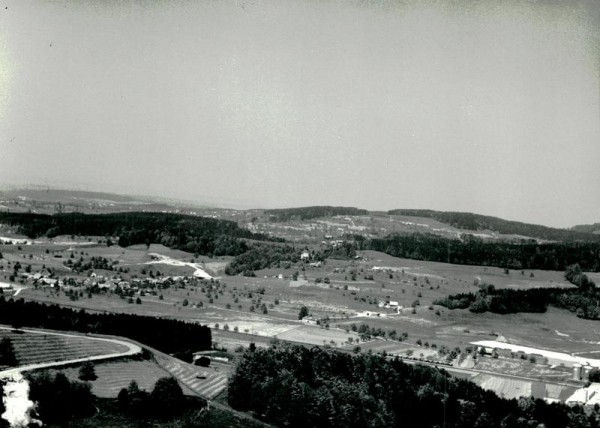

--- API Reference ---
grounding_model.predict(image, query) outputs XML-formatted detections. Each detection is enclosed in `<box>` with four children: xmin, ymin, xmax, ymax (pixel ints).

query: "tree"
<box><xmin>0</xmin><ymin>337</ymin><xmax>17</xmax><ymax>366</ymax></box>
<box><xmin>589</xmin><ymin>368</ymin><xmax>600</xmax><ymax>383</ymax></box>
<box><xmin>78</xmin><ymin>362</ymin><xmax>97</xmax><ymax>381</ymax></box>
<box><xmin>150</xmin><ymin>377</ymin><xmax>184</xmax><ymax>419</ymax></box>
<box><xmin>474</xmin><ymin>411</ymin><xmax>494</xmax><ymax>428</ymax></box>
<box><xmin>298</xmin><ymin>306</ymin><xmax>309</xmax><ymax>320</ymax></box>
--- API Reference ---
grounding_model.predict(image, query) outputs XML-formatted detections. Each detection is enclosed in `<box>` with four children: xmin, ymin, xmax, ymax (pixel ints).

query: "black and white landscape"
<box><xmin>0</xmin><ymin>1</ymin><xmax>599</xmax><ymax>427</ymax></box>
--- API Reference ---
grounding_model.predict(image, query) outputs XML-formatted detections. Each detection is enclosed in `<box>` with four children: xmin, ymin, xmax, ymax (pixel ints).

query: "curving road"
<box><xmin>0</xmin><ymin>326</ymin><xmax>141</xmax><ymax>379</ymax></box>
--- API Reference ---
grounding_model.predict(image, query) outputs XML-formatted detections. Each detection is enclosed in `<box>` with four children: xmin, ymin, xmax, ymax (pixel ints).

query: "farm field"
<box><xmin>471</xmin><ymin>373</ymin><xmax>576</xmax><ymax>402</ymax></box>
<box><xmin>275</xmin><ymin>324</ymin><xmax>359</xmax><ymax>346</ymax></box>
<box><xmin>1</xmin><ymin>232</ymin><xmax>599</xmax><ymax>406</ymax></box>
<box><xmin>152</xmin><ymin>351</ymin><xmax>228</xmax><ymax>399</ymax></box>
<box><xmin>47</xmin><ymin>359</ymin><xmax>183</xmax><ymax>397</ymax></box>
<box><xmin>5</xmin><ymin>241</ymin><xmax>596</xmax><ymax>360</ymax></box>
<box><xmin>0</xmin><ymin>327</ymin><xmax>129</xmax><ymax>366</ymax></box>
<box><xmin>473</xmin><ymin>357</ymin><xmax>572</xmax><ymax>382</ymax></box>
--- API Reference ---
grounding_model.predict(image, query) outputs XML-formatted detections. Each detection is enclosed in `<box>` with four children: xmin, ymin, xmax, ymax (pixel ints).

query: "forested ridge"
<box><xmin>265</xmin><ymin>206</ymin><xmax>368</xmax><ymax>221</ymax></box>
<box><xmin>0</xmin><ymin>297</ymin><xmax>211</xmax><ymax>354</ymax></box>
<box><xmin>387</xmin><ymin>209</ymin><xmax>600</xmax><ymax>242</ymax></box>
<box><xmin>572</xmin><ymin>223</ymin><xmax>600</xmax><ymax>234</ymax></box>
<box><xmin>365</xmin><ymin>233</ymin><xmax>600</xmax><ymax>271</ymax></box>
<box><xmin>228</xmin><ymin>344</ymin><xmax>596</xmax><ymax>428</ymax></box>
<box><xmin>0</xmin><ymin>211</ymin><xmax>280</xmax><ymax>255</ymax></box>
<box><xmin>2</xmin><ymin>211</ymin><xmax>599</xmax><ymax>274</ymax></box>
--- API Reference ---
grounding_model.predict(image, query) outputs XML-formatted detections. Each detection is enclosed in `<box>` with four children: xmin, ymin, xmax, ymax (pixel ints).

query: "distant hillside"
<box><xmin>265</xmin><ymin>206</ymin><xmax>369</xmax><ymax>222</ymax></box>
<box><xmin>572</xmin><ymin>223</ymin><xmax>600</xmax><ymax>235</ymax></box>
<box><xmin>0</xmin><ymin>211</ymin><xmax>281</xmax><ymax>255</ymax></box>
<box><xmin>387</xmin><ymin>209</ymin><xmax>600</xmax><ymax>242</ymax></box>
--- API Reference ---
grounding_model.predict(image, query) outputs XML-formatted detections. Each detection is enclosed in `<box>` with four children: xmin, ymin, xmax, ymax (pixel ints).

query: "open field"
<box><xmin>0</xmin><ymin>328</ymin><xmax>129</xmax><ymax>366</ymax></box>
<box><xmin>1</xmin><ymin>233</ymin><xmax>598</xmax><ymax>404</ymax></box>
<box><xmin>471</xmin><ymin>373</ymin><xmax>576</xmax><ymax>401</ymax></box>
<box><xmin>153</xmin><ymin>351</ymin><xmax>228</xmax><ymax>399</ymax></box>
<box><xmin>47</xmin><ymin>359</ymin><xmax>181</xmax><ymax>397</ymax></box>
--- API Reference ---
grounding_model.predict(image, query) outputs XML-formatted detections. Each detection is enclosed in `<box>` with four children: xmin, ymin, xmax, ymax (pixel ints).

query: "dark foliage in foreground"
<box><xmin>387</xmin><ymin>209</ymin><xmax>600</xmax><ymax>242</ymax></box>
<box><xmin>117</xmin><ymin>377</ymin><xmax>194</xmax><ymax>420</ymax></box>
<box><xmin>27</xmin><ymin>371</ymin><xmax>95</xmax><ymax>424</ymax></box>
<box><xmin>0</xmin><ymin>337</ymin><xmax>17</xmax><ymax>367</ymax></box>
<box><xmin>229</xmin><ymin>344</ymin><xmax>595</xmax><ymax>428</ymax></box>
<box><xmin>0</xmin><ymin>211</ymin><xmax>281</xmax><ymax>255</ymax></box>
<box><xmin>265</xmin><ymin>206</ymin><xmax>368</xmax><ymax>222</ymax></box>
<box><xmin>366</xmin><ymin>233</ymin><xmax>600</xmax><ymax>271</ymax></box>
<box><xmin>0</xmin><ymin>296</ymin><xmax>211</xmax><ymax>354</ymax></box>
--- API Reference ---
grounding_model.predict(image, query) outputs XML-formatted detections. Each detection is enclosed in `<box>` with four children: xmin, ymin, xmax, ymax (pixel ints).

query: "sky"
<box><xmin>0</xmin><ymin>0</ymin><xmax>598</xmax><ymax>227</ymax></box>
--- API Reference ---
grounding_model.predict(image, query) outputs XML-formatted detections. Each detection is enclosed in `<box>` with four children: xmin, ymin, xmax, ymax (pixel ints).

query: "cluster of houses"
<box><xmin>13</xmin><ymin>268</ymin><xmax>202</xmax><ymax>295</ymax></box>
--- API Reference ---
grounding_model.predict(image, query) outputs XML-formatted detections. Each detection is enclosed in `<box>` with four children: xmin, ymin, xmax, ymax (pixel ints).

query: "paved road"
<box><xmin>0</xmin><ymin>326</ymin><xmax>141</xmax><ymax>378</ymax></box>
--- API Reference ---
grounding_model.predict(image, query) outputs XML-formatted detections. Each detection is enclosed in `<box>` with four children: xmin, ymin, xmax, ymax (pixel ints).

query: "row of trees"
<box><xmin>0</xmin><ymin>296</ymin><xmax>211</xmax><ymax>354</ymax></box>
<box><xmin>433</xmin><ymin>285</ymin><xmax>563</xmax><ymax>314</ymax></box>
<box><xmin>435</xmin><ymin>266</ymin><xmax>600</xmax><ymax>320</ymax></box>
<box><xmin>435</xmin><ymin>286</ymin><xmax>600</xmax><ymax>320</ymax></box>
<box><xmin>228</xmin><ymin>344</ymin><xmax>596</xmax><ymax>428</ymax></box>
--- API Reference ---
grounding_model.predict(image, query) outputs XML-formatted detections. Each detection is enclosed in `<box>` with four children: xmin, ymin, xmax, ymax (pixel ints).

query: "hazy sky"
<box><xmin>0</xmin><ymin>0</ymin><xmax>598</xmax><ymax>227</ymax></box>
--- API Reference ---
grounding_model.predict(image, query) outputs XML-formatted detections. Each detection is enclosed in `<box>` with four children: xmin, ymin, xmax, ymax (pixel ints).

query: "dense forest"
<box><xmin>433</xmin><ymin>285</ymin><xmax>568</xmax><ymax>314</ymax></box>
<box><xmin>387</xmin><ymin>209</ymin><xmax>600</xmax><ymax>242</ymax></box>
<box><xmin>225</xmin><ymin>243</ymin><xmax>300</xmax><ymax>275</ymax></box>
<box><xmin>0</xmin><ymin>297</ymin><xmax>211</xmax><ymax>354</ymax></box>
<box><xmin>365</xmin><ymin>233</ymin><xmax>600</xmax><ymax>271</ymax></box>
<box><xmin>0</xmin><ymin>211</ymin><xmax>280</xmax><ymax>256</ymax></box>
<box><xmin>228</xmin><ymin>344</ymin><xmax>596</xmax><ymax>428</ymax></box>
<box><xmin>265</xmin><ymin>206</ymin><xmax>369</xmax><ymax>222</ymax></box>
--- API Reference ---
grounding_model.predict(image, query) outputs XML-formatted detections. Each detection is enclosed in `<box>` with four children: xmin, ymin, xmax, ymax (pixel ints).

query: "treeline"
<box><xmin>433</xmin><ymin>284</ymin><xmax>567</xmax><ymax>314</ymax></box>
<box><xmin>366</xmin><ymin>233</ymin><xmax>600</xmax><ymax>271</ymax></box>
<box><xmin>436</xmin><ymin>287</ymin><xmax>600</xmax><ymax>320</ymax></box>
<box><xmin>0</xmin><ymin>211</ymin><xmax>280</xmax><ymax>256</ymax></box>
<box><xmin>435</xmin><ymin>265</ymin><xmax>600</xmax><ymax>320</ymax></box>
<box><xmin>265</xmin><ymin>206</ymin><xmax>368</xmax><ymax>222</ymax></box>
<box><xmin>228</xmin><ymin>344</ymin><xmax>595</xmax><ymax>428</ymax></box>
<box><xmin>433</xmin><ymin>288</ymin><xmax>600</xmax><ymax>320</ymax></box>
<box><xmin>0</xmin><ymin>297</ymin><xmax>211</xmax><ymax>354</ymax></box>
<box><xmin>387</xmin><ymin>209</ymin><xmax>600</xmax><ymax>242</ymax></box>
<box><xmin>565</xmin><ymin>263</ymin><xmax>597</xmax><ymax>291</ymax></box>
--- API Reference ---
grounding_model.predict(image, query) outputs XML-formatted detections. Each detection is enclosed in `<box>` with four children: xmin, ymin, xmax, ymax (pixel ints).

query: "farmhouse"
<box><xmin>566</xmin><ymin>383</ymin><xmax>600</xmax><ymax>407</ymax></box>
<box><xmin>300</xmin><ymin>250</ymin><xmax>310</xmax><ymax>260</ymax></box>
